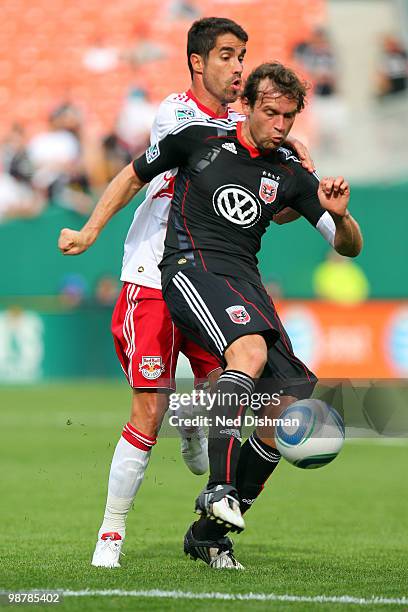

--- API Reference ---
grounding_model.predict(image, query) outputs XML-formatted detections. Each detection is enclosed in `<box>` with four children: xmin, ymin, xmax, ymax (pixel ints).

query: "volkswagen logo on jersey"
<box><xmin>226</xmin><ymin>305</ymin><xmax>251</xmax><ymax>325</ymax></box>
<box><xmin>139</xmin><ymin>356</ymin><xmax>165</xmax><ymax>379</ymax></box>
<box><xmin>259</xmin><ymin>177</ymin><xmax>279</xmax><ymax>204</ymax></box>
<box><xmin>213</xmin><ymin>184</ymin><xmax>261</xmax><ymax>228</ymax></box>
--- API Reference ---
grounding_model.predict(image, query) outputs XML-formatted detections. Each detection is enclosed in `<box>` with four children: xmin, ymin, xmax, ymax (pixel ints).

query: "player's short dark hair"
<box><xmin>243</xmin><ymin>62</ymin><xmax>308</xmax><ymax>112</ymax></box>
<box><xmin>187</xmin><ymin>17</ymin><xmax>248</xmax><ymax>78</ymax></box>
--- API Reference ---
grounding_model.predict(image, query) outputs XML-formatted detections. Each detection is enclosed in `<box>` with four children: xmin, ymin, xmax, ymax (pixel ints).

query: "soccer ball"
<box><xmin>275</xmin><ymin>399</ymin><xmax>345</xmax><ymax>469</ymax></box>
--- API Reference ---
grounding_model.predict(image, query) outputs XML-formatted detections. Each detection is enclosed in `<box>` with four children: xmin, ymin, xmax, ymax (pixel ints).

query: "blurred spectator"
<box><xmin>0</xmin><ymin>124</ymin><xmax>45</xmax><ymax>222</ymax></box>
<box><xmin>59</xmin><ymin>273</ymin><xmax>88</xmax><ymax>308</ymax></box>
<box><xmin>293</xmin><ymin>27</ymin><xmax>346</xmax><ymax>155</ymax></box>
<box><xmin>1</xmin><ymin>123</ymin><xmax>33</xmax><ymax>182</ymax></box>
<box><xmin>293</xmin><ymin>27</ymin><xmax>337</xmax><ymax>97</ymax></box>
<box><xmin>0</xmin><ymin>171</ymin><xmax>45</xmax><ymax>222</ymax></box>
<box><xmin>28</xmin><ymin>104</ymin><xmax>81</xmax><ymax>180</ymax></box>
<box><xmin>83</xmin><ymin>37</ymin><xmax>119</xmax><ymax>74</ymax></box>
<box><xmin>116</xmin><ymin>87</ymin><xmax>157</xmax><ymax>156</ymax></box>
<box><xmin>122</xmin><ymin>22</ymin><xmax>166</xmax><ymax>69</ymax></box>
<box><xmin>313</xmin><ymin>251</ymin><xmax>370</xmax><ymax>305</ymax></box>
<box><xmin>27</xmin><ymin>103</ymin><xmax>95</xmax><ymax>215</ymax></box>
<box><xmin>99</xmin><ymin>133</ymin><xmax>132</xmax><ymax>185</ymax></box>
<box><xmin>376</xmin><ymin>35</ymin><xmax>408</xmax><ymax>98</ymax></box>
<box><xmin>168</xmin><ymin>0</ymin><xmax>200</xmax><ymax>20</ymax></box>
<box><xmin>94</xmin><ymin>275</ymin><xmax>121</xmax><ymax>307</ymax></box>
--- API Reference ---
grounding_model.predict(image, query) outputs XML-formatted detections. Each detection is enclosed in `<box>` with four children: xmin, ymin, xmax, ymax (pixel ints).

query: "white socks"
<box><xmin>98</xmin><ymin>423</ymin><xmax>156</xmax><ymax>539</ymax></box>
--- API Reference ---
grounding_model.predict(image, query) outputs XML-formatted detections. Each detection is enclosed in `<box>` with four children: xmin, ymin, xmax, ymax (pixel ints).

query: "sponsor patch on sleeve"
<box><xmin>175</xmin><ymin>108</ymin><xmax>196</xmax><ymax>122</ymax></box>
<box><xmin>146</xmin><ymin>143</ymin><xmax>160</xmax><ymax>164</ymax></box>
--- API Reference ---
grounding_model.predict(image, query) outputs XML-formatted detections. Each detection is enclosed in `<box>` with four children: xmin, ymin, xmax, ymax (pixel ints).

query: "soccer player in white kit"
<box><xmin>59</xmin><ymin>18</ymin><xmax>313</xmax><ymax>569</ymax></box>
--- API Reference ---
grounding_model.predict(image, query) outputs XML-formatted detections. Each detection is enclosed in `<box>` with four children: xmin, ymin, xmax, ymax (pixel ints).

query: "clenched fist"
<box><xmin>58</xmin><ymin>227</ymin><xmax>96</xmax><ymax>255</ymax></box>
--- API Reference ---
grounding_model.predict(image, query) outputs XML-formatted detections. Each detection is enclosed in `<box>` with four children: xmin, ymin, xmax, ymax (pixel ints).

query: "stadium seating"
<box><xmin>0</xmin><ymin>0</ymin><xmax>325</xmax><ymax>137</ymax></box>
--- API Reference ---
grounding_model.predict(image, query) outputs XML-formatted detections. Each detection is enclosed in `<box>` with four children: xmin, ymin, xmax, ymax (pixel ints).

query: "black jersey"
<box><xmin>133</xmin><ymin>119</ymin><xmax>327</xmax><ymax>289</ymax></box>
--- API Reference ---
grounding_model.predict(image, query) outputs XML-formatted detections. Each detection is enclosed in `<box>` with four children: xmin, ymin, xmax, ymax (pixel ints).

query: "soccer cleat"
<box><xmin>179</xmin><ymin>429</ymin><xmax>209</xmax><ymax>475</ymax></box>
<box><xmin>91</xmin><ymin>532</ymin><xmax>124</xmax><ymax>568</ymax></box>
<box><xmin>184</xmin><ymin>525</ymin><xmax>244</xmax><ymax>570</ymax></box>
<box><xmin>175</xmin><ymin>398</ymin><xmax>209</xmax><ymax>475</ymax></box>
<box><xmin>195</xmin><ymin>484</ymin><xmax>245</xmax><ymax>533</ymax></box>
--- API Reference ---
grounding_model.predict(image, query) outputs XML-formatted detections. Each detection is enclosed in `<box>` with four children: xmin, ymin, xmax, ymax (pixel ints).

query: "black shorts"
<box><xmin>164</xmin><ymin>268</ymin><xmax>317</xmax><ymax>399</ymax></box>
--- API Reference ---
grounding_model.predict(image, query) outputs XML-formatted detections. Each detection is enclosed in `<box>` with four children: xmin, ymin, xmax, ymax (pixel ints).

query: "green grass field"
<box><xmin>0</xmin><ymin>382</ymin><xmax>407</xmax><ymax>611</ymax></box>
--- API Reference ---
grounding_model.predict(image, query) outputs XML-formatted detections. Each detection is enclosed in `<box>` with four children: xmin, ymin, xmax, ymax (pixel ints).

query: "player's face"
<box><xmin>202</xmin><ymin>33</ymin><xmax>246</xmax><ymax>104</ymax></box>
<box><xmin>242</xmin><ymin>81</ymin><xmax>299</xmax><ymax>152</ymax></box>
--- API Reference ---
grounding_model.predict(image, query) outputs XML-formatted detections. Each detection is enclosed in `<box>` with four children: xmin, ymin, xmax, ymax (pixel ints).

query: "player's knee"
<box><xmin>226</xmin><ymin>335</ymin><xmax>267</xmax><ymax>377</ymax></box>
<box><xmin>129</xmin><ymin>391</ymin><xmax>168</xmax><ymax>437</ymax></box>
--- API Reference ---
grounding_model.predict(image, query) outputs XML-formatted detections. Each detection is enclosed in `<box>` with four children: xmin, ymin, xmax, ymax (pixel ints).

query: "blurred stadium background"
<box><xmin>0</xmin><ymin>0</ymin><xmax>407</xmax><ymax>383</ymax></box>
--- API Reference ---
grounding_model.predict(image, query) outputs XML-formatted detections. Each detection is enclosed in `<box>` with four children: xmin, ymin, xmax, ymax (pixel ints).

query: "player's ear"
<box><xmin>190</xmin><ymin>53</ymin><xmax>204</xmax><ymax>76</ymax></box>
<box><xmin>240</xmin><ymin>96</ymin><xmax>251</xmax><ymax>118</ymax></box>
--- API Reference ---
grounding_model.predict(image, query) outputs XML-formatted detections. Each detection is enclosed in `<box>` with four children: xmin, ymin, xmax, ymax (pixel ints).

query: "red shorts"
<box><xmin>111</xmin><ymin>282</ymin><xmax>222</xmax><ymax>389</ymax></box>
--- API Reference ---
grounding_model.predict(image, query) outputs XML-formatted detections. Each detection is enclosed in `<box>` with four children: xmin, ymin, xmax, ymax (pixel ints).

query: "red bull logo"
<box><xmin>226</xmin><ymin>305</ymin><xmax>251</xmax><ymax>325</ymax></box>
<box><xmin>139</xmin><ymin>356</ymin><xmax>165</xmax><ymax>380</ymax></box>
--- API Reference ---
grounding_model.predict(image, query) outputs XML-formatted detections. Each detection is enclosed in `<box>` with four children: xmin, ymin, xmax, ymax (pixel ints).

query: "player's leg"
<box><xmin>178</xmin><ymin>338</ymin><xmax>222</xmax><ymax>475</ymax></box>
<box><xmin>192</xmin><ymin>293</ymin><xmax>317</xmax><ymax>546</ymax></box>
<box><xmin>164</xmin><ymin>270</ymin><xmax>278</xmax><ymax>532</ymax></box>
<box><xmin>96</xmin><ymin>392</ymin><xmax>168</xmax><ymax>533</ymax></box>
<box><xmin>204</xmin><ymin>333</ymin><xmax>267</xmax><ymax>490</ymax></box>
<box><xmin>92</xmin><ymin>283</ymin><xmax>179</xmax><ymax>568</ymax></box>
<box><xmin>233</xmin><ymin>288</ymin><xmax>317</xmax><ymax>517</ymax></box>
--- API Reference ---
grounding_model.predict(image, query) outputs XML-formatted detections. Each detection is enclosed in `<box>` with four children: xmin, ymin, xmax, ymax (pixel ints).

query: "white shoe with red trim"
<box><xmin>91</xmin><ymin>532</ymin><xmax>124</xmax><ymax>568</ymax></box>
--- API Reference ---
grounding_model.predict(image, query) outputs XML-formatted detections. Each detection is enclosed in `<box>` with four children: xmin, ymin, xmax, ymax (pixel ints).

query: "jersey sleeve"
<box><xmin>289</xmin><ymin>166</ymin><xmax>325</xmax><ymax>225</ymax></box>
<box><xmin>288</xmin><ymin>164</ymin><xmax>336</xmax><ymax>247</ymax></box>
<box><xmin>133</xmin><ymin>132</ymin><xmax>188</xmax><ymax>183</ymax></box>
<box><xmin>133</xmin><ymin>123</ymin><xmax>209</xmax><ymax>183</ymax></box>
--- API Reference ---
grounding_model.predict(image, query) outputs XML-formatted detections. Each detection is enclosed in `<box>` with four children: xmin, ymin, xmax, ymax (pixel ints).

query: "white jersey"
<box><xmin>121</xmin><ymin>90</ymin><xmax>243</xmax><ymax>289</ymax></box>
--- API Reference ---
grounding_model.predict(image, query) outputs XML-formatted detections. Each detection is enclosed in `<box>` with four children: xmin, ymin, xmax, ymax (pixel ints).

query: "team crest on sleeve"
<box><xmin>175</xmin><ymin>108</ymin><xmax>196</xmax><ymax>122</ymax></box>
<box><xmin>259</xmin><ymin>177</ymin><xmax>279</xmax><ymax>204</ymax></box>
<box><xmin>139</xmin><ymin>356</ymin><xmax>165</xmax><ymax>379</ymax></box>
<box><xmin>146</xmin><ymin>143</ymin><xmax>160</xmax><ymax>164</ymax></box>
<box><xmin>226</xmin><ymin>305</ymin><xmax>251</xmax><ymax>325</ymax></box>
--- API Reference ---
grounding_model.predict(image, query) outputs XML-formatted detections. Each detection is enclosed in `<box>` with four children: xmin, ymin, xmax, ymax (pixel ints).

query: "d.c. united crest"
<box><xmin>259</xmin><ymin>177</ymin><xmax>279</xmax><ymax>204</ymax></box>
<box><xmin>226</xmin><ymin>305</ymin><xmax>251</xmax><ymax>325</ymax></box>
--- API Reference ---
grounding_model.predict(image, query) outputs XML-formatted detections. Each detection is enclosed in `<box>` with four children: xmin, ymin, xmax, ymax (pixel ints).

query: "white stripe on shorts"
<box><xmin>124</xmin><ymin>285</ymin><xmax>140</xmax><ymax>386</ymax></box>
<box><xmin>172</xmin><ymin>272</ymin><xmax>227</xmax><ymax>354</ymax></box>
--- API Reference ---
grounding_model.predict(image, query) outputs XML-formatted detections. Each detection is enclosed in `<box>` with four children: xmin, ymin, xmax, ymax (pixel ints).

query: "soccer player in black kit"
<box><xmin>130</xmin><ymin>60</ymin><xmax>363</xmax><ymax>564</ymax></box>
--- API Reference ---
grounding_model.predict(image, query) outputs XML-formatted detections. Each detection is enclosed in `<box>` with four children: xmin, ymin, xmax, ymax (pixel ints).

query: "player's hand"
<box><xmin>318</xmin><ymin>176</ymin><xmax>350</xmax><ymax>217</ymax></box>
<box><xmin>284</xmin><ymin>137</ymin><xmax>315</xmax><ymax>172</ymax></box>
<box><xmin>58</xmin><ymin>228</ymin><xmax>96</xmax><ymax>255</ymax></box>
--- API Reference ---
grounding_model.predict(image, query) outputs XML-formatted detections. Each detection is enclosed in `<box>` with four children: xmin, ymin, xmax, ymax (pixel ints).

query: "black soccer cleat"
<box><xmin>184</xmin><ymin>525</ymin><xmax>244</xmax><ymax>569</ymax></box>
<box><xmin>195</xmin><ymin>484</ymin><xmax>245</xmax><ymax>533</ymax></box>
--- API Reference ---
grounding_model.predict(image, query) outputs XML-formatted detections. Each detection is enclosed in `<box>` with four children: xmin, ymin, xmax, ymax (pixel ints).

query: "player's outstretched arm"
<box><xmin>58</xmin><ymin>163</ymin><xmax>145</xmax><ymax>256</ymax></box>
<box><xmin>318</xmin><ymin>176</ymin><xmax>363</xmax><ymax>257</ymax></box>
